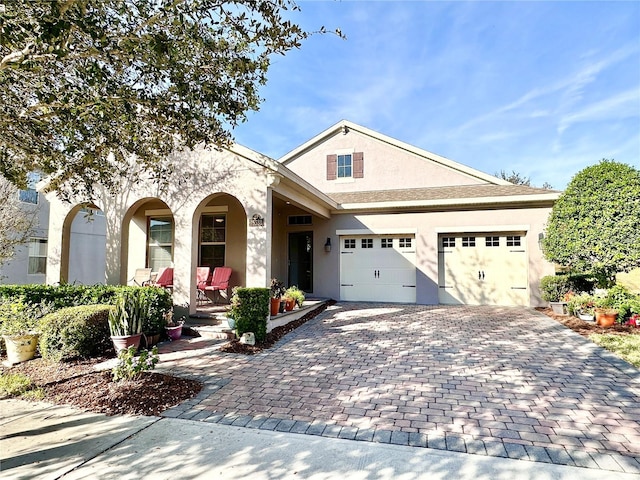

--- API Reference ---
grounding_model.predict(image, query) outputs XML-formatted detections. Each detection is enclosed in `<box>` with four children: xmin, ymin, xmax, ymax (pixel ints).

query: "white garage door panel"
<box><xmin>438</xmin><ymin>233</ymin><xmax>528</xmax><ymax>306</ymax></box>
<box><xmin>340</xmin><ymin>235</ymin><xmax>416</xmax><ymax>303</ymax></box>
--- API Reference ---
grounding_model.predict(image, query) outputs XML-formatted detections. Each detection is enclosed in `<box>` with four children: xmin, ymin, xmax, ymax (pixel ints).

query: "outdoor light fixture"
<box><xmin>538</xmin><ymin>232</ymin><xmax>544</xmax><ymax>250</ymax></box>
<box><xmin>324</xmin><ymin>237</ymin><xmax>332</xmax><ymax>253</ymax></box>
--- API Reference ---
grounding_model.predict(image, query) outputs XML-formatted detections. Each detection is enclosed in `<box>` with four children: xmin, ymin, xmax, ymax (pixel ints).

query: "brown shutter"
<box><xmin>353</xmin><ymin>152</ymin><xmax>364</xmax><ymax>178</ymax></box>
<box><xmin>327</xmin><ymin>154</ymin><xmax>337</xmax><ymax>180</ymax></box>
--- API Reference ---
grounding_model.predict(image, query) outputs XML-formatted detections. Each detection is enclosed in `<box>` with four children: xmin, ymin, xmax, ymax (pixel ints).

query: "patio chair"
<box><xmin>152</xmin><ymin>267</ymin><xmax>174</xmax><ymax>290</ymax></box>
<box><xmin>129</xmin><ymin>268</ymin><xmax>152</xmax><ymax>286</ymax></box>
<box><xmin>196</xmin><ymin>266</ymin><xmax>211</xmax><ymax>304</ymax></box>
<box><xmin>204</xmin><ymin>266</ymin><xmax>233</xmax><ymax>304</ymax></box>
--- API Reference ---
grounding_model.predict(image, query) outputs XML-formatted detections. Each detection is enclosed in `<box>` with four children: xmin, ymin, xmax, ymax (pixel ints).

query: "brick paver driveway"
<box><xmin>159</xmin><ymin>304</ymin><xmax>640</xmax><ymax>474</ymax></box>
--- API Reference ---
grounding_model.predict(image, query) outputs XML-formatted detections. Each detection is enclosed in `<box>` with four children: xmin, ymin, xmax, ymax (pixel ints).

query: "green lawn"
<box><xmin>590</xmin><ymin>334</ymin><xmax>640</xmax><ymax>368</ymax></box>
<box><xmin>618</xmin><ymin>268</ymin><xmax>640</xmax><ymax>293</ymax></box>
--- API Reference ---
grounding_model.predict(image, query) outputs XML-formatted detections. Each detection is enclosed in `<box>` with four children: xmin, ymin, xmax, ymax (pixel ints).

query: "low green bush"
<box><xmin>540</xmin><ymin>274</ymin><xmax>595</xmax><ymax>302</ymax></box>
<box><xmin>600</xmin><ymin>285</ymin><xmax>640</xmax><ymax>321</ymax></box>
<box><xmin>39</xmin><ymin>305</ymin><xmax>113</xmax><ymax>361</ymax></box>
<box><xmin>0</xmin><ymin>285</ymin><xmax>172</xmax><ymax>335</ymax></box>
<box><xmin>231</xmin><ymin>287</ymin><xmax>270</xmax><ymax>342</ymax></box>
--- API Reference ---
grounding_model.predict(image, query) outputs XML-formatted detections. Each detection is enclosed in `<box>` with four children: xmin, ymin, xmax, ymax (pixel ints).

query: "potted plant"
<box><xmin>165</xmin><ymin>314</ymin><xmax>185</xmax><ymax>341</ymax></box>
<box><xmin>593</xmin><ymin>296</ymin><xmax>618</xmax><ymax>328</ymax></box>
<box><xmin>540</xmin><ymin>275</ymin><xmax>573</xmax><ymax>315</ymax></box>
<box><xmin>108</xmin><ymin>290</ymin><xmax>147</xmax><ymax>352</ymax></box>
<box><xmin>284</xmin><ymin>286</ymin><xmax>305</xmax><ymax>310</ymax></box>
<box><xmin>567</xmin><ymin>293</ymin><xmax>596</xmax><ymax>321</ymax></box>
<box><xmin>0</xmin><ymin>301</ymin><xmax>53</xmax><ymax>365</ymax></box>
<box><xmin>270</xmin><ymin>278</ymin><xmax>286</xmax><ymax>316</ymax></box>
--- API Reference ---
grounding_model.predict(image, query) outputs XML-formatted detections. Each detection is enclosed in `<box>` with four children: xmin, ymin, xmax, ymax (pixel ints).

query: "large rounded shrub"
<box><xmin>543</xmin><ymin>160</ymin><xmax>640</xmax><ymax>286</ymax></box>
<box><xmin>39</xmin><ymin>305</ymin><xmax>113</xmax><ymax>361</ymax></box>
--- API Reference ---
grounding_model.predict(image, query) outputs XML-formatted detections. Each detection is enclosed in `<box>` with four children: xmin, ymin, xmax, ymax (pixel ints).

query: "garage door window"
<box><xmin>381</xmin><ymin>238</ymin><xmax>393</xmax><ymax>248</ymax></box>
<box><xmin>507</xmin><ymin>236</ymin><xmax>521</xmax><ymax>246</ymax></box>
<box><xmin>486</xmin><ymin>236</ymin><xmax>499</xmax><ymax>247</ymax></box>
<box><xmin>462</xmin><ymin>237</ymin><xmax>476</xmax><ymax>247</ymax></box>
<box><xmin>344</xmin><ymin>239</ymin><xmax>356</xmax><ymax>249</ymax></box>
<box><xmin>442</xmin><ymin>237</ymin><xmax>455</xmax><ymax>248</ymax></box>
<box><xmin>361</xmin><ymin>238</ymin><xmax>373</xmax><ymax>248</ymax></box>
<box><xmin>399</xmin><ymin>238</ymin><xmax>412</xmax><ymax>248</ymax></box>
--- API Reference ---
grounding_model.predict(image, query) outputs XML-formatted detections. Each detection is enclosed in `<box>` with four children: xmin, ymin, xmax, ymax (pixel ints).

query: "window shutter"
<box><xmin>353</xmin><ymin>152</ymin><xmax>364</xmax><ymax>178</ymax></box>
<box><xmin>327</xmin><ymin>154</ymin><xmax>337</xmax><ymax>180</ymax></box>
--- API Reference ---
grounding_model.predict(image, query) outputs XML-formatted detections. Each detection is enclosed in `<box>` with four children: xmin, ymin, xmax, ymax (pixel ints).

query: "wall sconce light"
<box><xmin>324</xmin><ymin>237</ymin><xmax>332</xmax><ymax>253</ymax></box>
<box><xmin>538</xmin><ymin>232</ymin><xmax>544</xmax><ymax>250</ymax></box>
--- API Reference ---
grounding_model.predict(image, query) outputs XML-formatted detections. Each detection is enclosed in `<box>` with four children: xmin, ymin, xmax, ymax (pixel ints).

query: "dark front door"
<box><xmin>288</xmin><ymin>232</ymin><xmax>313</xmax><ymax>292</ymax></box>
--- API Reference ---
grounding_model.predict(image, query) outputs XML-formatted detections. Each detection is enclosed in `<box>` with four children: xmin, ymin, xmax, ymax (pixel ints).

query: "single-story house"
<box><xmin>44</xmin><ymin>120</ymin><xmax>559</xmax><ymax>315</ymax></box>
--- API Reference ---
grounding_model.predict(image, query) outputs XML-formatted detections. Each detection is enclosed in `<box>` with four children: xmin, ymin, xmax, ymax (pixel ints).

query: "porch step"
<box><xmin>186</xmin><ymin>314</ymin><xmax>235</xmax><ymax>340</ymax></box>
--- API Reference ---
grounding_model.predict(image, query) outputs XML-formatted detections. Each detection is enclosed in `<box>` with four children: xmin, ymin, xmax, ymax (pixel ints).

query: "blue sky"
<box><xmin>232</xmin><ymin>1</ymin><xmax>640</xmax><ymax>190</ymax></box>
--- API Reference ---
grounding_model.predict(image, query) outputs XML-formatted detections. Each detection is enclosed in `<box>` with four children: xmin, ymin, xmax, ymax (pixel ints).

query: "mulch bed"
<box><xmin>2</xmin><ymin>356</ymin><xmax>203</xmax><ymax>416</ymax></box>
<box><xmin>536</xmin><ymin>307</ymin><xmax>640</xmax><ymax>337</ymax></box>
<box><xmin>219</xmin><ymin>300</ymin><xmax>336</xmax><ymax>354</ymax></box>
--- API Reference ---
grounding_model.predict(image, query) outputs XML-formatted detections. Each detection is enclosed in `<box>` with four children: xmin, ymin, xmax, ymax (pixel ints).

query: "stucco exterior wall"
<box><xmin>284</xmin><ymin>129</ymin><xmax>488</xmax><ymax>194</ymax></box>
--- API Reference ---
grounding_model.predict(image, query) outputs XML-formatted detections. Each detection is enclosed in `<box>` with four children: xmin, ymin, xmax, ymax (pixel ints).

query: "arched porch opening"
<box><xmin>191</xmin><ymin>193</ymin><xmax>247</xmax><ymax>311</ymax></box>
<box><xmin>121</xmin><ymin>198</ymin><xmax>174</xmax><ymax>285</ymax></box>
<box><xmin>60</xmin><ymin>203</ymin><xmax>107</xmax><ymax>284</ymax></box>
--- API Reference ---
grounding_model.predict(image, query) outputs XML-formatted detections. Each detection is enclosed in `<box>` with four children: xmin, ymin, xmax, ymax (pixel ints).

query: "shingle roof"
<box><xmin>328</xmin><ymin>184</ymin><xmax>559</xmax><ymax>205</ymax></box>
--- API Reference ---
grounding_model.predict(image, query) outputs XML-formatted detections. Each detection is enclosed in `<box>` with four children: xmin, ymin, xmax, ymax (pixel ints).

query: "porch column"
<box><xmin>44</xmin><ymin>193</ymin><xmax>72</xmax><ymax>285</ymax></box>
<box><xmin>104</xmin><ymin>209</ymin><xmax>124</xmax><ymax>285</ymax></box>
<box><xmin>245</xmin><ymin>183</ymin><xmax>274</xmax><ymax>288</ymax></box>
<box><xmin>172</xmin><ymin>210</ymin><xmax>194</xmax><ymax>311</ymax></box>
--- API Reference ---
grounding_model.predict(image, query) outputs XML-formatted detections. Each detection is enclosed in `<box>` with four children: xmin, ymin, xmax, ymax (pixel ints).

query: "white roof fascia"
<box><xmin>335</xmin><ymin>192</ymin><xmax>561</xmax><ymax>211</ymax></box>
<box><xmin>279</xmin><ymin>120</ymin><xmax>512</xmax><ymax>186</ymax></box>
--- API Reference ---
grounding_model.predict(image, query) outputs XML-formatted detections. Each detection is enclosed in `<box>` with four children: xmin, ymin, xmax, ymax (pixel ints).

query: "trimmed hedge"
<box><xmin>231</xmin><ymin>287</ymin><xmax>270</xmax><ymax>342</ymax></box>
<box><xmin>39</xmin><ymin>305</ymin><xmax>114</xmax><ymax>361</ymax></box>
<box><xmin>540</xmin><ymin>274</ymin><xmax>595</xmax><ymax>302</ymax></box>
<box><xmin>0</xmin><ymin>285</ymin><xmax>171</xmax><ymax>335</ymax></box>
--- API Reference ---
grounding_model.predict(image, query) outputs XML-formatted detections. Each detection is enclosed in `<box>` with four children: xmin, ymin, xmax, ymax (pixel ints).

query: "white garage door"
<box><xmin>340</xmin><ymin>235</ymin><xmax>416</xmax><ymax>303</ymax></box>
<box><xmin>438</xmin><ymin>232</ymin><xmax>528</xmax><ymax>306</ymax></box>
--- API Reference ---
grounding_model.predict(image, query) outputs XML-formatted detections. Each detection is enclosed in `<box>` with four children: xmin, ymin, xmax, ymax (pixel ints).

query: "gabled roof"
<box><xmin>330</xmin><ymin>184</ymin><xmax>561</xmax><ymax>211</ymax></box>
<box><xmin>279</xmin><ymin>119</ymin><xmax>512</xmax><ymax>186</ymax></box>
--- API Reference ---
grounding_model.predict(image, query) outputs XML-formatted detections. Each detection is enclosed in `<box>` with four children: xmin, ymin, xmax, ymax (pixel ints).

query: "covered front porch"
<box><xmin>44</xmin><ymin>144</ymin><xmax>336</xmax><ymax>316</ymax></box>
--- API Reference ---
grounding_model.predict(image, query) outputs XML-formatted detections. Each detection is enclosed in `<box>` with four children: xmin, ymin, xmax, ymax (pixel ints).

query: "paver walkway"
<box><xmin>156</xmin><ymin>303</ymin><xmax>640</xmax><ymax>474</ymax></box>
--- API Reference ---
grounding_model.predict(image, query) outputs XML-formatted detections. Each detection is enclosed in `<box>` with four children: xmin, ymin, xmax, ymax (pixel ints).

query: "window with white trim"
<box><xmin>361</xmin><ymin>238</ymin><xmax>373</xmax><ymax>248</ymax></box>
<box><xmin>28</xmin><ymin>238</ymin><xmax>47</xmax><ymax>274</ymax></box>
<box><xmin>381</xmin><ymin>238</ymin><xmax>393</xmax><ymax>248</ymax></box>
<box><xmin>462</xmin><ymin>237</ymin><xmax>476</xmax><ymax>247</ymax></box>
<box><xmin>506</xmin><ymin>235</ymin><xmax>521</xmax><ymax>247</ymax></box>
<box><xmin>337</xmin><ymin>154</ymin><xmax>352</xmax><ymax>178</ymax></box>
<box><xmin>148</xmin><ymin>217</ymin><xmax>173</xmax><ymax>272</ymax></box>
<box><xmin>344</xmin><ymin>239</ymin><xmax>356</xmax><ymax>249</ymax></box>
<box><xmin>200</xmin><ymin>214</ymin><xmax>226</xmax><ymax>269</ymax></box>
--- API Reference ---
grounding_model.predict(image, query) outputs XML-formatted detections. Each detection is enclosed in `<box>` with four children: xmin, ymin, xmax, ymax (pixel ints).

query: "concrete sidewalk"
<box><xmin>2</xmin><ymin>399</ymin><xmax>637</xmax><ymax>480</ymax></box>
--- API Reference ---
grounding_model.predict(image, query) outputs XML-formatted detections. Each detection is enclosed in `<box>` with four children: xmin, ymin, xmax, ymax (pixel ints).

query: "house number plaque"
<box><xmin>250</xmin><ymin>213</ymin><xmax>265</xmax><ymax>227</ymax></box>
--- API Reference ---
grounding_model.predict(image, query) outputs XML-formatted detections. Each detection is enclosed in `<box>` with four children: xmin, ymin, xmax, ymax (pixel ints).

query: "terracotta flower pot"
<box><xmin>111</xmin><ymin>333</ymin><xmax>142</xmax><ymax>353</ymax></box>
<box><xmin>595</xmin><ymin>309</ymin><xmax>618</xmax><ymax>328</ymax></box>
<box><xmin>270</xmin><ymin>297</ymin><xmax>281</xmax><ymax>316</ymax></box>
<box><xmin>284</xmin><ymin>298</ymin><xmax>295</xmax><ymax>311</ymax></box>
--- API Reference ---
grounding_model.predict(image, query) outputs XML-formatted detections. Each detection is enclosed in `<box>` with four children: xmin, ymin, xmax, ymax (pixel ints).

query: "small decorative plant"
<box><xmin>567</xmin><ymin>293</ymin><xmax>596</xmax><ymax>316</ymax></box>
<box><xmin>285</xmin><ymin>286</ymin><xmax>305</xmax><ymax>307</ymax></box>
<box><xmin>270</xmin><ymin>278</ymin><xmax>286</xmax><ymax>299</ymax></box>
<box><xmin>111</xmin><ymin>345</ymin><xmax>159</xmax><ymax>382</ymax></box>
